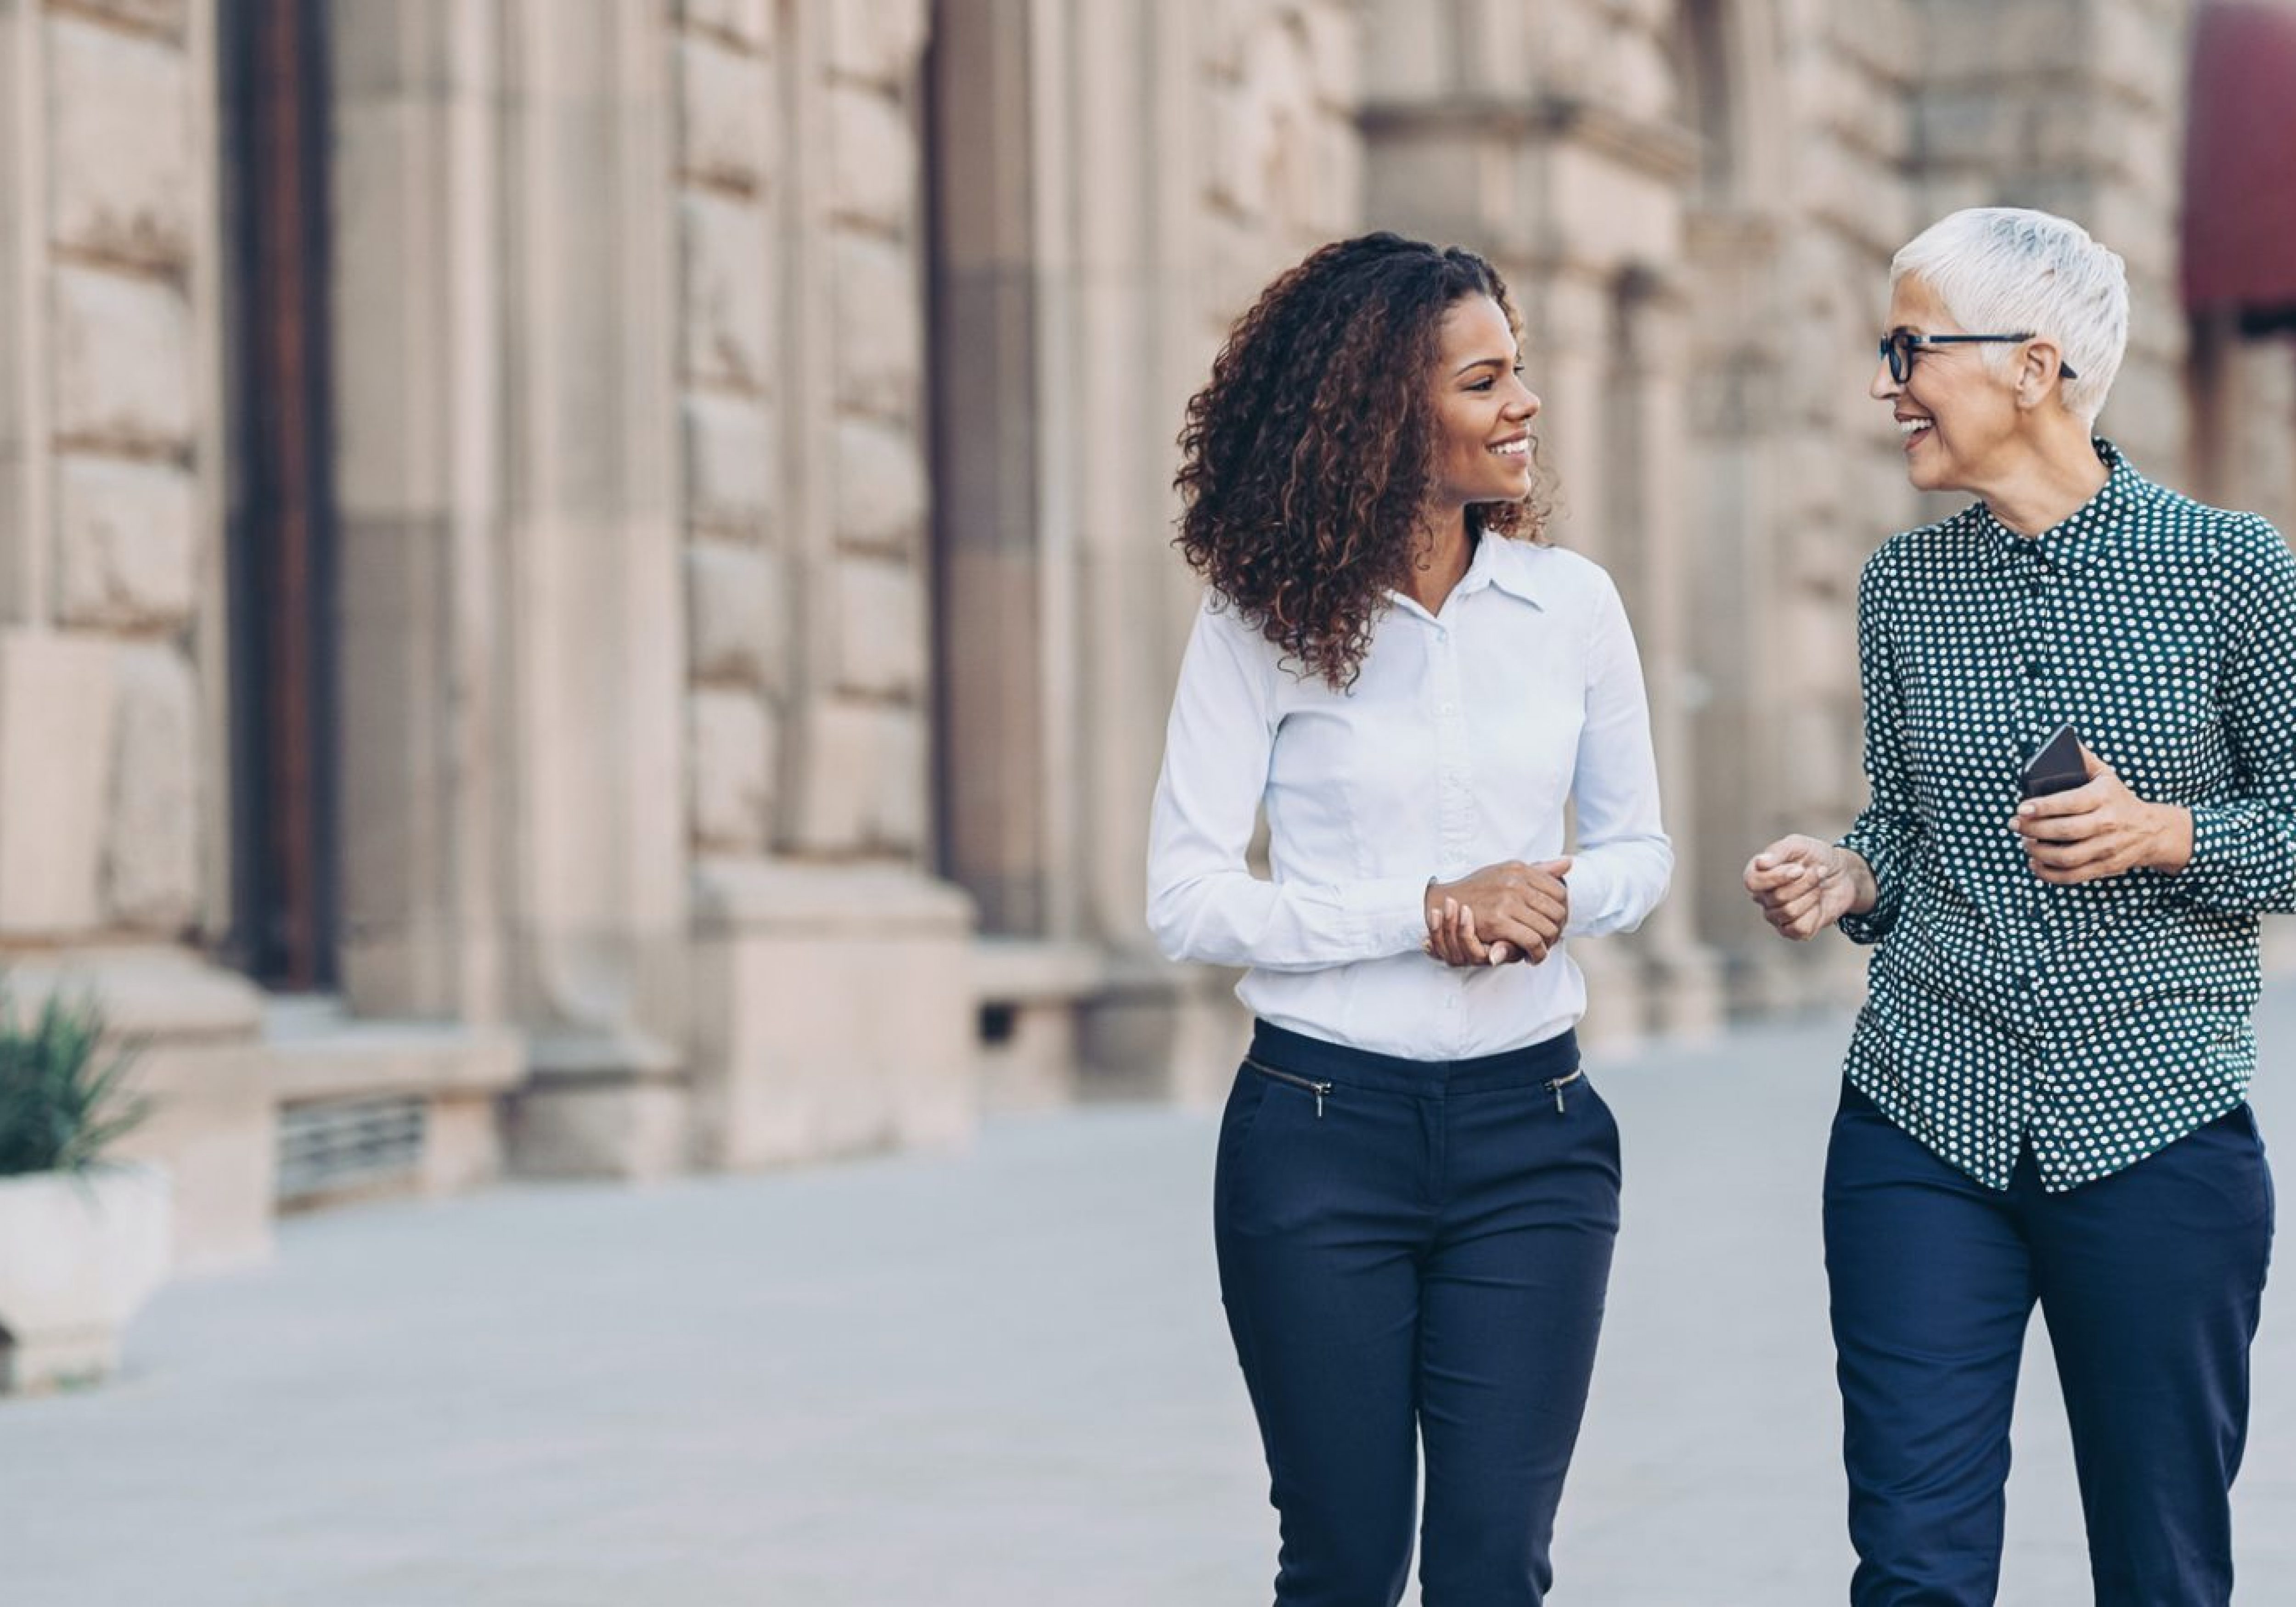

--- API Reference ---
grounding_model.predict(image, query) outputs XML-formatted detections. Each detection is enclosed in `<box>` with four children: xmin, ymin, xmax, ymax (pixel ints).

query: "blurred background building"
<box><xmin>1</xmin><ymin>0</ymin><xmax>2290</xmax><ymax>1271</ymax></box>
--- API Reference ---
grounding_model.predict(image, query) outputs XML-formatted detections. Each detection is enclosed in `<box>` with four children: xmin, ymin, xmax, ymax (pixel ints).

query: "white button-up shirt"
<box><xmin>1147</xmin><ymin>534</ymin><xmax>1672</xmax><ymax>1059</ymax></box>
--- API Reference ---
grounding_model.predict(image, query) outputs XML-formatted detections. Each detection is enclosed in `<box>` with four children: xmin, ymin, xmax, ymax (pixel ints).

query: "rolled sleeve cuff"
<box><xmin>1343</xmin><ymin>876</ymin><xmax>1435</xmax><ymax>957</ymax></box>
<box><xmin>2162</xmin><ymin>803</ymin><xmax>2296</xmax><ymax>912</ymax></box>
<box><xmin>1832</xmin><ymin>834</ymin><xmax>1899</xmax><ymax>945</ymax></box>
<box><xmin>2166</xmin><ymin>805</ymin><xmax>2233</xmax><ymax>900</ymax></box>
<box><xmin>1561</xmin><ymin>860</ymin><xmax>1616</xmax><ymax>939</ymax></box>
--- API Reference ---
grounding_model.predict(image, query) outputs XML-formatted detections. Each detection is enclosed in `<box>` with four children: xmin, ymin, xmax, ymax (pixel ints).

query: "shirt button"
<box><xmin>2026</xmin><ymin>659</ymin><xmax>2045</xmax><ymax>679</ymax></box>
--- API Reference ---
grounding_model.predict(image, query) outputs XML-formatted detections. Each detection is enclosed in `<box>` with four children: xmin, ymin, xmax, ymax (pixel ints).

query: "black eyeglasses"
<box><xmin>1878</xmin><ymin>330</ymin><xmax>2077</xmax><ymax>384</ymax></box>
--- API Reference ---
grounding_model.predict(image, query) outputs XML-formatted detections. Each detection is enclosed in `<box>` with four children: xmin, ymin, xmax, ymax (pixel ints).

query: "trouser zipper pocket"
<box><xmin>1243</xmin><ymin>1056</ymin><xmax>1333</xmax><ymax>1118</ymax></box>
<box><xmin>1544</xmin><ymin>1067</ymin><xmax>1585</xmax><ymax>1113</ymax></box>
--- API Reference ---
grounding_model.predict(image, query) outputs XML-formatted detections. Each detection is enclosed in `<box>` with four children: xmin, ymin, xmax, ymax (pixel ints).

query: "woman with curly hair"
<box><xmin>1147</xmin><ymin>231</ymin><xmax>1673</xmax><ymax>1605</ymax></box>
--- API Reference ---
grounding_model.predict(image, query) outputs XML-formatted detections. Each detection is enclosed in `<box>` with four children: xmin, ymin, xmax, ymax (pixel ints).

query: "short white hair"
<box><xmin>1891</xmin><ymin>208</ymin><xmax>2128</xmax><ymax>423</ymax></box>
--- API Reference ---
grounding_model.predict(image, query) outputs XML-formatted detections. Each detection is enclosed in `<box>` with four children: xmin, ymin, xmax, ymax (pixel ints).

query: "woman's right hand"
<box><xmin>1743</xmin><ymin>835</ymin><xmax>1875</xmax><ymax>940</ymax></box>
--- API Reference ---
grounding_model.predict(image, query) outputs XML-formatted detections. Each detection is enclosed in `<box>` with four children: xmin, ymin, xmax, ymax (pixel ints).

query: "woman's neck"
<box><xmin>1403</xmin><ymin>512</ymin><xmax>1475</xmax><ymax>614</ymax></box>
<box><xmin>1976</xmin><ymin>417</ymin><xmax>2110</xmax><ymax>537</ymax></box>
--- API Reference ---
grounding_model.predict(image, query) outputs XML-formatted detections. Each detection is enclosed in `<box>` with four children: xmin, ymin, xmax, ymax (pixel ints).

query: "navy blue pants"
<box><xmin>1213</xmin><ymin>1021</ymin><xmax>1620</xmax><ymax>1607</ymax></box>
<box><xmin>1824</xmin><ymin>1083</ymin><xmax>2273</xmax><ymax>1606</ymax></box>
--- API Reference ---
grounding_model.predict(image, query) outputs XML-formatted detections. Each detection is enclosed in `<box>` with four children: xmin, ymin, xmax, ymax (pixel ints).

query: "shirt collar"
<box><xmin>1455</xmin><ymin>532</ymin><xmax>1548</xmax><ymax>608</ymax></box>
<box><xmin>1976</xmin><ymin>437</ymin><xmax>2143</xmax><ymax>573</ymax></box>
<box><xmin>1385</xmin><ymin>530</ymin><xmax>1548</xmax><ymax>621</ymax></box>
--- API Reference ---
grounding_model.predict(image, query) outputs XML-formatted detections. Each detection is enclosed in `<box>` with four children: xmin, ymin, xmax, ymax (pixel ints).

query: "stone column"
<box><xmin>1061</xmin><ymin>0</ymin><xmax>1182</xmax><ymax>1096</ymax></box>
<box><xmin>931</xmin><ymin>0</ymin><xmax>1054</xmax><ymax>943</ymax></box>
<box><xmin>492</xmin><ymin>0</ymin><xmax>692</xmax><ymax>1177</ymax></box>
<box><xmin>1611</xmin><ymin>282</ymin><xmax>1726</xmax><ymax>1037</ymax></box>
<box><xmin>1534</xmin><ymin>268</ymin><xmax>1653</xmax><ymax>1049</ymax></box>
<box><xmin>328</xmin><ymin>0</ymin><xmax>512</xmax><ymax>1026</ymax></box>
<box><xmin>1681</xmin><ymin>208</ymin><xmax>1797</xmax><ymax>1011</ymax></box>
<box><xmin>1734</xmin><ymin>0</ymin><xmax>1925</xmax><ymax>1013</ymax></box>
<box><xmin>1063</xmin><ymin>0</ymin><xmax>1367</xmax><ymax>1103</ymax></box>
<box><xmin>1668</xmin><ymin>0</ymin><xmax>1815</xmax><ymax>1015</ymax></box>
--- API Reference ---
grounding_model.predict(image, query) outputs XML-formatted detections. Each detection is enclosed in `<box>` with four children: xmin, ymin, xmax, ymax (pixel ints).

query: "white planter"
<box><xmin>0</xmin><ymin>1164</ymin><xmax>172</xmax><ymax>1393</ymax></box>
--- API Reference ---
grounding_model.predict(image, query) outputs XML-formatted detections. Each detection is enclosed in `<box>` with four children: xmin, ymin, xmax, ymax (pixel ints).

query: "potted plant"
<box><xmin>0</xmin><ymin>988</ymin><xmax>172</xmax><ymax>1394</ymax></box>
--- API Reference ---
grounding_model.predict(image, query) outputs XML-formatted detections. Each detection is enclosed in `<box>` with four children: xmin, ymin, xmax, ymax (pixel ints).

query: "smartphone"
<box><xmin>2020</xmin><ymin>721</ymin><xmax>2087</xmax><ymax>799</ymax></box>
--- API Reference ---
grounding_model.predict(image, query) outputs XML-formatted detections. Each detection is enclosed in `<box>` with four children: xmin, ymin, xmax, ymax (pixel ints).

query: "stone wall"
<box><xmin>1909</xmin><ymin>0</ymin><xmax>2195</xmax><ymax>472</ymax></box>
<box><xmin>0</xmin><ymin>0</ymin><xmax>213</xmax><ymax>942</ymax></box>
<box><xmin>796</xmin><ymin>0</ymin><xmax>934</xmax><ymax>857</ymax></box>
<box><xmin>673</xmin><ymin>0</ymin><xmax>781</xmax><ymax>860</ymax></box>
<box><xmin>0</xmin><ymin>0</ymin><xmax>279</xmax><ymax>1275</ymax></box>
<box><xmin>682</xmin><ymin>0</ymin><xmax>974</xmax><ymax>1167</ymax></box>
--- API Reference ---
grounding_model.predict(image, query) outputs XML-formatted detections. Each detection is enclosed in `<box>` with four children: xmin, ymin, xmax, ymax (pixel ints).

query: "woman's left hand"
<box><xmin>1424</xmin><ymin>898</ymin><xmax>1506</xmax><ymax>966</ymax></box>
<box><xmin>1423</xmin><ymin>865</ymin><xmax>1569</xmax><ymax>966</ymax></box>
<box><xmin>2010</xmin><ymin>745</ymin><xmax>2194</xmax><ymax>883</ymax></box>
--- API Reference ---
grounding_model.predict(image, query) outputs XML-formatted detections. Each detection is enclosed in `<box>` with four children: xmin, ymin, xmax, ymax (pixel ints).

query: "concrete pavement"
<box><xmin>7</xmin><ymin>987</ymin><xmax>2296</xmax><ymax>1605</ymax></box>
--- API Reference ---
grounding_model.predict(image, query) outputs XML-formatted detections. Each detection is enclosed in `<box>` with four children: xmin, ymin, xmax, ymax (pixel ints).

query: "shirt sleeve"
<box><xmin>2163</xmin><ymin>517</ymin><xmax>2296</xmax><ymax>915</ymax></box>
<box><xmin>1561</xmin><ymin>571</ymin><xmax>1673</xmax><ymax>938</ymax></box>
<box><xmin>1836</xmin><ymin>552</ymin><xmax>1919</xmax><ymax>944</ymax></box>
<box><xmin>1145</xmin><ymin>601</ymin><xmax>1432</xmax><ymax>971</ymax></box>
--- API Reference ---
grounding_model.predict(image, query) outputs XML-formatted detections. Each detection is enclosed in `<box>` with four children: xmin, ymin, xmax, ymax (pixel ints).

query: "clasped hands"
<box><xmin>1423</xmin><ymin>859</ymin><xmax>1572</xmax><ymax>967</ymax></box>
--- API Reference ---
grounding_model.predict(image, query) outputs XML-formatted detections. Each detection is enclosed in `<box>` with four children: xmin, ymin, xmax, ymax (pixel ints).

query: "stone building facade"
<box><xmin>0</xmin><ymin>0</ymin><xmax>2289</xmax><ymax>1271</ymax></box>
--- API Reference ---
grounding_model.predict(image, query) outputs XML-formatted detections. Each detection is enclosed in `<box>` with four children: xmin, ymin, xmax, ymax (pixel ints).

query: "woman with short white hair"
<box><xmin>1746</xmin><ymin>206</ymin><xmax>2296</xmax><ymax>1605</ymax></box>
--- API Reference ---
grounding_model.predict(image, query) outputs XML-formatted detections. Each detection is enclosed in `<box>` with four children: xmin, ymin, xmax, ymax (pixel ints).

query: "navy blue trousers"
<box><xmin>1213</xmin><ymin>1021</ymin><xmax>1620</xmax><ymax>1607</ymax></box>
<box><xmin>1824</xmin><ymin>1083</ymin><xmax>2273</xmax><ymax>1607</ymax></box>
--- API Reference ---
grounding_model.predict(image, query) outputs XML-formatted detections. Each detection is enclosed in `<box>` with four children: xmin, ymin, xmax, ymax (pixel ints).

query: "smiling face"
<box><xmin>1427</xmin><ymin>294</ymin><xmax>1541</xmax><ymax>514</ymax></box>
<box><xmin>1871</xmin><ymin>273</ymin><xmax>2026</xmax><ymax>495</ymax></box>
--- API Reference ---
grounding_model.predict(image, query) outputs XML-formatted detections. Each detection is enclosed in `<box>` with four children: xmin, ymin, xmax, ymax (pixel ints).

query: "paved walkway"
<box><xmin>10</xmin><ymin>988</ymin><xmax>2296</xmax><ymax>1605</ymax></box>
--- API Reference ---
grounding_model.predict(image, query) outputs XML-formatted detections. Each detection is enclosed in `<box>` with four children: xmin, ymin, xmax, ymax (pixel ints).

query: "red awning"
<box><xmin>2182</xmin><ymin>0</ymin><xmax>2296</xmax><ymax>319</ymax></box>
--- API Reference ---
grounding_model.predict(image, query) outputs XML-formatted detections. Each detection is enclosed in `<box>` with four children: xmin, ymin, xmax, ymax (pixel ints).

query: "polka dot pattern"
<box><xmin>1834</xmin><ymin>438</ymin><xmax>2296</xmax><ymax>1192</ymax></box>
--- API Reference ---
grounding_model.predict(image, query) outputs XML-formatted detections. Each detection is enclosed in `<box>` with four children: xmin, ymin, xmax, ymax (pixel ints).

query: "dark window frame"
<box><xmin>221</xmin><ymin>0</ymin><xmax>339</xmax><ymax>991</ymax></box>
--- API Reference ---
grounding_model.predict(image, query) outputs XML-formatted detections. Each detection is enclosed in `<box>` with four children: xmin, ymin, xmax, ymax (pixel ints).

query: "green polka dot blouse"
<box><xmin>1836</xmin><ymin>438</ymin><xmax>2296</xmax><ymax>1191</ymax></box>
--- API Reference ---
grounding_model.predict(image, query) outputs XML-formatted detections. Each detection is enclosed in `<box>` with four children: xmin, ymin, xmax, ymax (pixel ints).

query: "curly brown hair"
<box><xmin>1174</xmin><ymin>232</ymin><xmax>1551</xmax><ymax>690</ymax></box>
